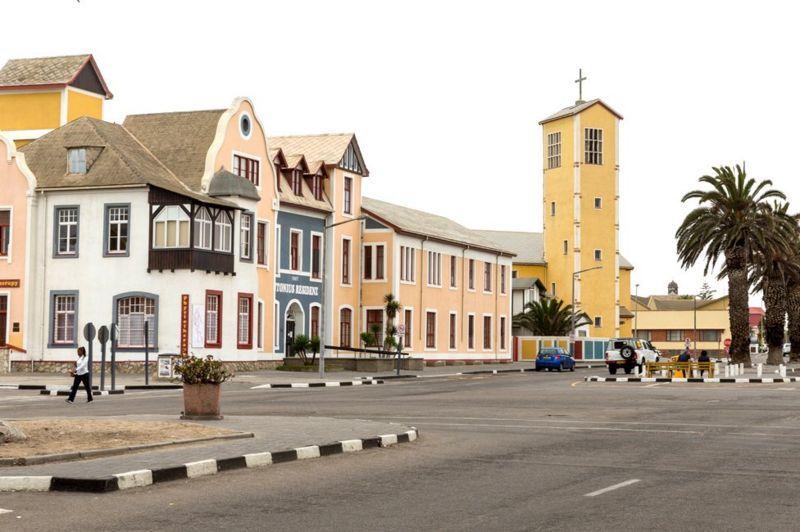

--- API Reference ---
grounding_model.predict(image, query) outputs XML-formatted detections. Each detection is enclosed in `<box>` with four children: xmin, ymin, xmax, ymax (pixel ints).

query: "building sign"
<box><xmin>180</xmin><ymin>294</ymin><xmax>189</xmax><ymax>356</ymax></box>
<box><xmin>276</xmin><ymin>282</ymin><xmax>319</xmax><ymax>297</ymax></box>
<box><xmin>0</xmin><ymin>279</ymin><xmax>20</xmax><ymax>288</ymax></box>
<box><xmin>191</xmin><ymin>304</ymin><xmax>205</xmax><ymax>348</ymax></box>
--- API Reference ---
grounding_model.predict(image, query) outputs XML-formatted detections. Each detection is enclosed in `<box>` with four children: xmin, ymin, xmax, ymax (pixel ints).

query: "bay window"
<box><xmin>153</xmin><ymin>205</ymin><xmax>189</xmax><ymax>249</ymax></box>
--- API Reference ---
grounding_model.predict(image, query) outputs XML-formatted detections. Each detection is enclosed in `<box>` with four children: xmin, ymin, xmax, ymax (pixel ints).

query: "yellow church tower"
<box><xmin>0</xmin><ymin>54</ymin><xmax>112</xmax><ymax>148</ymax></box>
<box><xmin>539</xmin><ymin>73</ymin><xmax>624</xmax><ymax>338</ymax></box>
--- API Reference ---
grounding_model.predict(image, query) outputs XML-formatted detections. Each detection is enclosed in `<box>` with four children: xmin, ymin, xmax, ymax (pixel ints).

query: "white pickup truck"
<box><xmin>604</xmin><ymin>338</ymin><xmax>661</xmax><ymax>375</ymax></box>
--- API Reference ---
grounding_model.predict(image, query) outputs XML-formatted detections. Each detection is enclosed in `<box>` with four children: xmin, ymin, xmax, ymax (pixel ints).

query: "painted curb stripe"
<box><xmin>0</xmin><ymin>428</ymin><xmax>420</xmax><ymax>493</ymax></box>
<box><xmin>585</xmin><ymin>377</ymin><xmax>800</xmax><ymax>384</ymax></box>
<box><xmin>250</xmin><ymin>380</ymin><xmax>383</xmax><ymax>390</ymax></box>
<box><xmin>41</xmin><ymin>389</ymin><xmax>125</xmax><ymax>396</ymax></box>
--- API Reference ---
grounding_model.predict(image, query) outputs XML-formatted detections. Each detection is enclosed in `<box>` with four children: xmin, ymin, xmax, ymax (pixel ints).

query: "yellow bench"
<box><xmin>646</xmin><ymin>361</ymin><xmax>714</xmax><ymax>378</ymax></box>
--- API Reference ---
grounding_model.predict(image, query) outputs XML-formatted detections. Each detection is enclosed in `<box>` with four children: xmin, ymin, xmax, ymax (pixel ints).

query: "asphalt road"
<box><xmin>3</xmin><ymin>369</ymin><xmax>800</xmax><ymax>531</ymax></box>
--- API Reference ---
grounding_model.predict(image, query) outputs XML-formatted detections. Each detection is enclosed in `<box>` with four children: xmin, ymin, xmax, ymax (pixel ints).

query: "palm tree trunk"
<box><xmin>726</xmin><ymin>249</ymin><xmax>752</xmax><ymax>366</ymax></box>
<box><xmin>764</xmin><ymin>275</ymin><xmax>787</xmax><ymax>366</ymax></box>
<box><xmin>788</xmin><ymin>281</ymin><xmax>800</xmax><ymax>362</ymax></box>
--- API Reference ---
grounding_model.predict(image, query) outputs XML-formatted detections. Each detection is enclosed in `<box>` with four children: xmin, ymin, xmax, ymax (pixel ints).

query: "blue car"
<box><xmin>535</xmin><ymin>347</ymin><xmax>575</xmax><ymax>372</ymax></box>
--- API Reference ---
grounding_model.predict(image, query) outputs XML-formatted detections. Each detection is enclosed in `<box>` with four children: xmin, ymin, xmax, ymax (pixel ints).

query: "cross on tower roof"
<box><xmin>575</xmin><ymin>68</ymin><xmax>586</xmax><ymax>104</ymax></box>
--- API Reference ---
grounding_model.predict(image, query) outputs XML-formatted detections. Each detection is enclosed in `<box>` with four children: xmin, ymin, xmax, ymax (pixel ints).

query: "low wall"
<box><xmin>424</xmin><ymin>359</ymin><xmax>513</xmax><ymax>367</ymax></box>
<box><xmin>10</xmin><ymin>359</ymin><xmax>281</xmax><ymax>375</ymax></box>
<box><xmin>0</xmin><ymin>348</ymin><xmax>9</xmax><ymax>374</ymax></box>
<box><xmin>282</xmin><ymin>357</ymin><xmax>425</xmax><ymax>372</ymax></box>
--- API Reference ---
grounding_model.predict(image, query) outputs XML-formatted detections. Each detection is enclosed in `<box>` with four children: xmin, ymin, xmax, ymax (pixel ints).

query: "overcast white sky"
<box><xmin>5</xmin><ymin>0</ymin><xmax>797</xmax><ymax>303</ymax></box>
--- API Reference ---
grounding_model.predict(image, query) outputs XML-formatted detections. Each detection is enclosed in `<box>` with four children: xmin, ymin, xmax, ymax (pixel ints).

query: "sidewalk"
<box><xmin>0</xmin><ymin>414</ymin><xmax>415</xmax><ymax>480</ymax></box>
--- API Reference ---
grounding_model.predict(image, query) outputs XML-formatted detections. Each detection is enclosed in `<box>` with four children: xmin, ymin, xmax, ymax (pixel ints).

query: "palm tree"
<box><xmin>383</xmin><ymin>293</ymin><xmax>402</xmax><ymax>353</ymax></box>
<box><xmin>513</xmin><ymin>298</ymin><xmax>591</xmax><ymax>336</ymax></box>
<box><xmin>750</xmin><ymin>203</ymin><xmax>799</xmax><ymax>365</ymax></box>
<box><xmin>676</xmin><ymin>165</ymin><xmax>792</xmax><ymax>365</ymax></box>
<box><xmin>787</xmin><ymin>276</ymin><xmax>800</xmax><ymax>362</ymax></box>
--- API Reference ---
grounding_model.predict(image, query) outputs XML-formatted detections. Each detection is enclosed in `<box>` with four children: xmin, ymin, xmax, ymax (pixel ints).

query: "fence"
<box><xmin>514</xmin><ymin>336</ymin><xmax>611</xmax><ymax>361</ymax></box>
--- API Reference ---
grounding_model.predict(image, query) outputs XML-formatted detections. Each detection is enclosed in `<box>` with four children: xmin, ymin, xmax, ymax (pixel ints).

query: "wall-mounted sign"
<box><xmin>180</xmin><ymin>294</ymin><xmax>189</xmax><ymax>356</ymax></box>
<box><xmin>191</xmin><ymin>304</ymin><xmax>205</xmax><ymax>348</ymax></box>
<box><xmin>276</xmin><ymin>282</ymin><xmax>319</xmax><ymax>297</ymax></box>
<box><xmin>0</xmin><ymin>280</ymin><xmax>20</xmax><ymax>288</ymax></box>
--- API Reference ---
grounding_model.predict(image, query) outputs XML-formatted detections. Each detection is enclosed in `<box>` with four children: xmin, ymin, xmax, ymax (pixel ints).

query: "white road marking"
<box><xmin>0</xmin><ymin>509</ymin><xmax>13</xmax><ymax>515</ymax></box>
<box><xmin>585</xmin><ymin>479</ymin><xmax>641</xmax><ymax>497</ymax></box>
<box><xmin>416</xmin><ymin>421</ymin><xmax>702</xmax><ymax>435</ymax></box>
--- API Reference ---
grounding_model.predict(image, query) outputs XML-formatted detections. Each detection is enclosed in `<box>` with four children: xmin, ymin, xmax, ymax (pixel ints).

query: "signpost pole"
<box><xmin>97</xmin><ymin>326</ymin><xmax>109</xmax><ymax>391</ymax></box>
<box><xmin>83</xmin><ymin>323</ymin><xmax>96</xmax><ymax>390</ymax></box>
<box><xmin>144</xmin><ymin>320</ymin><xmax>150</xmax><ymax>386</ymax></box>
<box><xmin>110</xmin><ymin>324</ymin><xmax>118</xmax><ymax>391</ymax></box>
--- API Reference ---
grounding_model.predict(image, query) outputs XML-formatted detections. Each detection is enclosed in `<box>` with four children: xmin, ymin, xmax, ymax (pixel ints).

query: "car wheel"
<box><xmin>624</xmin><ymin>365</ymin><xmax>633</xmax><ymax>375</ymax></box>
<box><xmin>608</xmin><ymin>365</ymin><xmax>618</xmax><ymax>375</ymax></box>
<box><xmin>570</xmin><ymin>365</ymin><xmax>575</xmax><ymax>372</ymax></box>
<box><xmin>557</xmin><ymin>364</ymin><xmax>563</xmax><ymax>372</ymax></box>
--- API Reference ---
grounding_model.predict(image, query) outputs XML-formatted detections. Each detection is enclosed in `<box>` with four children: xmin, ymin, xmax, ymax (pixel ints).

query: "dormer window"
<box><xmin>312</xmin><ymin>175</ymin><xmax>323</xmax><ymax>201</ymax></box>
<box><xmin>68</xmin><ymin>148</ymin><xmax>87</xmax><ymax>174</ymax></box>
<box><xmin>291</xmin><ymin>170</ymin><xmax>303</xmax><ymax>195</ymax></box>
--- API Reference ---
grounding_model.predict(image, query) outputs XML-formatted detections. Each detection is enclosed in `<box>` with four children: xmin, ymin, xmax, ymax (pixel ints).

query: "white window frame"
<box><xmin>343</xmin><ymin>176</ymin><xmax>353</xmax><ymax>215</ymax></box>
<box><xmin>116</xmin><ymin>295</ymin><xmax>156</xmax><ymax>349</ymax></box>
<box><xmin>275</xmin><ymin>225</ymin><xmax>281</xmax><ymax>276</ymax></box>
<box><xmin>193</xmin><ymin>207</ymin><xmax>213</xmax><ymax>250</ymax></box>
<box><xmin>424</xmin><ymin>309</ymin><xmax>438</xmax><ymax>351</ymax></box>
<box><xmin>240</xmin><ymin>212</ymin><xmax>252</xmax><ymax>260</ymax></box>
<box><xmin>289</xmin><ymin>229</ymin><xmax>303</xmax><ymax>272</ymax></box>
<box><xmin>363</xmin><ymin>242</ymin><xmax>387</xmax><ymax>282</ymax></box>
<box><xmin>483</xmin><ymin>262</ymin><xmax>492</xmax><ymax>294</ymax></box>
<box><xmin>68</xmin><ymin>148</ymin><xmax>87</xmax><ymax>174</ymax></box>
<box><xmin>400</xmin><ymin>246</ymin><xmax>416</xmax><ymax>284</ymax></box>
<box><xmin>403</xmin><ymin>307</ymin><xmax>414</xmax><ymax>350</ymax></box>
<box><xmin>341</xmin><ymin>236</ymin><xmax>353</xmax><ymax>286</ymax></box>
<box><xmin>448</xmin><ymin>311</ymin><xmax>458</xmax><ymax>351</ymax></box>
<box><xmin>449</xmin><ymin>255</ymin><xmax>458</xmax><ymax>290</ymax></box>
<box><xmin>237</xmin><ymin>294</ymin><xmax>252</xmax><ymax>348</ymax></box>
<box><xmin>53</xmin><ymin>294</ymin><xmax>77</xmax><ymax>345</ymax></box>
<box><xmin>256</xmin><ymin>219</ymin><xmax>270</xmax><ymax>269</ymax></box>
<box><xmin>467</xmin><ymin>259</ymin><xmax>475</xmax><ymax>292</ymax></box>
<box><xmin>547</xmin><ymin>131</ymin><xmax>561</xmax><ymax>169</ymax></box>
<box><xmin>499</xmin><ymin>315</ymin><xmax>507</xmax><ymax>351</ymax></box>
<box><xmin>500</xmin><ymin>265</ymin><xmax>507</xmax><ymax>295</ymax></box>
<box><xmin>0</xmin><ymin>206</ymin><xmax>11</xmax><ymax>263</ymax></box>
<box><xmin>467</xmin><ymin>313</ymin><xmax>476</xmax><ymax>351</ymax></box>
<box><xmin>482</xmin><ymin>313</ymin><xmax>493</xmax><ymax>351</ymax></box>
<box><xmin>273</xmin><ymin>301</ymin><xmax>280</xmax><ymax>350</ymax></box>
<box><xmin>153</xmin><ymin>205</ymin><xmax>190</xmax><ymax>250</ymax></box>
<box><xmin>214</xmin><ymin>213</ymin><xmax>232</xmax><ymax>253</ymax></box>
<box><xmin>106</xmin><ymin>205</ymin><xmax>129</xmax><ymax>255</ymax></box>
<box><xmin>310</xmin><ymin>231</ymin><xmax>323</xmax><ymax>281</ymax></box>
<box><xmin>426</xmin><ymin>251</ymin><xmax>442</xmax><ymax>287</ymax></box>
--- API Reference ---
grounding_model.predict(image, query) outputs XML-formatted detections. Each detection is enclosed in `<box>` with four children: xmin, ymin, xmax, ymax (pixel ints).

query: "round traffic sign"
<box><xmin>83</xmin><ymin>323</ymin><xmax>96</xmax><ymax>342</ymax></box>
<box><xmin>97</xmin><ymin>325</ymin><xmax>109</xmax><ymax>344</ymax></box>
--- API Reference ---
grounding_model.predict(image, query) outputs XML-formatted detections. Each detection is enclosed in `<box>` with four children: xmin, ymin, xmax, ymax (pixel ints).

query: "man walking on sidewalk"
<box><xmin>66</xmin><ymin>346</ymin><xmax>93</xmax><ymax>404</ymax></box>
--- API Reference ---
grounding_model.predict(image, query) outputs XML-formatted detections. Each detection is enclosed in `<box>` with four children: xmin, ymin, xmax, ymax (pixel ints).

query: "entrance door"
<box><xmin>0</xmin><ymin>296</ymin><xmax>7</xmax><ymax>346</ymax></box>
<box><xmin>285</xmin><ymin>318</ymin><xmax>295</xmax><ymax>355</ymax></box>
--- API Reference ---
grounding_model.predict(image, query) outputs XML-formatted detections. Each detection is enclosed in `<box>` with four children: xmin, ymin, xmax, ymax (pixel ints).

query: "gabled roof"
<box><xmin>631</xmin><ymin>294</ymin><xmax>729</xmax><ymax>312</ymax></box>
<box><xmin>362</xmin><ymin>197</ymin><xmax>514</xmax><ymax>256</ymax></box>
<box><xmin>268</xmin><ymin>133</ymin><xmax>369</xmax><ymax>176</ymax></box>
<box><xmin>513</xmin><ymin>277</ymin><xmax>546</xmax><ymax>291</ymax></box>
<box><xmin>0</xmin><ymin>54</ymin><xmax>112</xmax><ymax>98</ymax></box>
<box><xmin>472</xmin><ymin>230</ymin><xmax>545</xmax><ymax>264</ymax></box>
<box><xmin>19</xmin><ymin>116</ymin><xmax>234</xmax><ymax>208</ymax></box>
<box><xmin>123</xmin><ymin>109</ymin><xmax>226</xmax><ymax>192</ymax></box>
<box><xmin>208</xmin><ymin>169</ymin><xmax>260</xmax><ymax>201</ymax></box>
<box><xmin>538</xmin><ymin>98</ymin><xmax>623</xmax><ymax>125</ymax></box>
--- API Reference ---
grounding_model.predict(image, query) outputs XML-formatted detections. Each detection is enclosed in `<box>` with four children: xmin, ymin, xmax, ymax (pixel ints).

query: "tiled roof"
<box><xmin>208</xmin><ymin>169</ymin><xmax>260</xmax><ymax>201</ymax></box>
<box><xmin>19</xmin><ymin>116</ymin><xmax>234</xmax><ymax>208</ymax></box>
<box><xmin>123</xmin><ymin>109</ymin><xmax>226</xmax><ymax>192</ymax></box>
<box><xmin>631</xmin><ymin>294</ymin><xmax>729</xmax><ymax>311</ymax></box>
<box><xmin>538</xmin><ymin>98</ymin><xmax>623</xmax><ymax>125</ymax></box>
<box><xmin>472</xmin><ymin>230</ymin><xmax>544</xmax><ymax>264</ymax></box>
<box><xmin>0</xmin><ymin>54</ymin><xmax>112</xmax><ymax>97</ymax></box>
<box><xmin>268</xmin><ymin>133</ymin><xmax>368</xmax><ymax>175</ymax></box>
<box><xmin>473</xmin><ymin>229</ymin><xmax>633</xmax><ymax>269</ymax></box>
<box><xmin>362</xmin><ymin>197</ymin><xmax>514</xmax><ymax>255</ymax></box>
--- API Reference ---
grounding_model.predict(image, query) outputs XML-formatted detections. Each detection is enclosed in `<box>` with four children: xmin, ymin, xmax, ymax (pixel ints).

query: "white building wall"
<box><xmin>21</xmin><ymin>187</ymin><xmax>277</xmax><ymax>363</ymax></box>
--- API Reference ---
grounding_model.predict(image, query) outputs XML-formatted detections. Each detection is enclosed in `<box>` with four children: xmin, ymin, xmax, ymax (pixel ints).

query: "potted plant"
<box><xmin>175</xmin><ymin>355</ymin><xmax>233</xmax><ymax>420</ymax></box>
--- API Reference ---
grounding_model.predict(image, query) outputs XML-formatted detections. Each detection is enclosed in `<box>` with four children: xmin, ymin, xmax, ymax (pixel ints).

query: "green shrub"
<box><xmin>175</xmin><ymin>355</ymin><xmax>233</xmax><ymax>384</ymax></box>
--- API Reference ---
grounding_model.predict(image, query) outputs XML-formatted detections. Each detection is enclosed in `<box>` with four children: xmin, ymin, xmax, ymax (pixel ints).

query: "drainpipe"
<box><xmin>495</xmin><ymin>252</ymin><xmax>500</xmax><ymax>361</ymax></box>
<box><xmin>358</xmin><ymin>217</ymin><xmax>365</xmax><ymax>346</ymax></box>
<box><xmin>419</xmin><ymin>237</ymin><xmax>427</xmax><ymax>344</ymax></box>
<box><xmin>462</xmin><ymin>246</ymin><xmax>468</xmax><ymax>346</ymax></box>
<box><xmin>38</xmin><ymin>190</ymin><xmax>47</xmax><ymax>369</ymax></box>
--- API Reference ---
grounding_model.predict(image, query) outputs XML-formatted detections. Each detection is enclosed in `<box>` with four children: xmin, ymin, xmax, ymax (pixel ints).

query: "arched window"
<box><xmin>194</xmin><ymin>208</ymin><xmax>212</xmax><ymax>250</ymax></box>
<box><xmin>115</xmin><ymin>294</ymin><xmax>157</xmax><ymax>348</ymax></box>
<box><xmin>339</xmin><ymin>308</ymin><xmax>352</xmax><ymax>347</ymax></box>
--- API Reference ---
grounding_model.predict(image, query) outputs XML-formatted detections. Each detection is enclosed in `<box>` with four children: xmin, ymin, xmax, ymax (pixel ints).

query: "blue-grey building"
<box><xmin>272</xmin><ymin>152</ymin><xmax>332</xmax><ymax>355</ymax></box>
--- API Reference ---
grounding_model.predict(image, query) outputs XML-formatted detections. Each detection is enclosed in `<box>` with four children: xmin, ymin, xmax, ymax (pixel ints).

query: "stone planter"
<box><xmin>181</xmin><ymin>383</ymin><xmax>223</xmax><ymax>420</ymax></box>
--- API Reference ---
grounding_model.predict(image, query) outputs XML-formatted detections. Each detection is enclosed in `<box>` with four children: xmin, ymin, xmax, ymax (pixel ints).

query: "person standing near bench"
<box><xmin>698</xmin><ymin>350</ymin><xmax>711</xmax><ymax>377</ymax></box>
<box><xmin>66</xmin><ymin>346</ymin><xmax>93</xmax><ymax>404</ymax></box>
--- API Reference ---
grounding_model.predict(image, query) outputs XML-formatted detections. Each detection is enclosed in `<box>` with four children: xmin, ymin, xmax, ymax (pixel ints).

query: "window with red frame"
<box><xmin>237</xmin><ymin>293</ymin><xmax>253</xmax><ymax>349</ymax></box>
<box><xmin>426</xmin><ymin>312</ymin><xmax>436</xmax><ymax>349</ymax></box>
<box><xmin>342</xmin><ymin>239</ymin><xmax>351</xmax><ymax>284</ymax></box>
<box><xmin>311</xmin><ymin>306</ymin><xmax>320</xmax><ymax>338</ymax></box>
<box><xmin>292</xmin><ymin>170</ymin><xmax>303</xmax><ymax>195</ymax></box>
<box><xmin>290</xmin><ymin>231</ymin><xmax>300</xmax><ymax>271</ymax></box>
<box><xmin>343</xmin><ymin>177</ymin><xmax>353</xmax><ymax>214</ymax></box>
<box><xmin>205</xmin><ymin>291</ymin><xmax>222</xmax><ymax>348</ymax></box>
<box><xmin>404</xmin><ymin>309</ymin><xmax>412</xmax><ymax>348</ymax></box>
<box><xmin>0</xmin><ymin>210</ymin><xmax>9</xmax><ymax>256</ymax></box>
<box><xmin>311</xmin><ymin>234</ymin><xmax>322</xmax><ymax>280</ymax></box>
<box><xmin>233</xmin><ymin>155</ymin><xmax>260</xmax><ymax>186</ymax></box>
<box><xmin>483</xmin><ymin>315</ymin><xmax>492</xmax><ymax>349</ymax></box>
<box><xmin>340</xmin><ymin>308</ymin><xmax>352</xmax><ymax>347</ymax></box>
<box><xmin>312</xmin><ymin>175</ymin><xmax>324</xmax><ymax>201</ymax></box>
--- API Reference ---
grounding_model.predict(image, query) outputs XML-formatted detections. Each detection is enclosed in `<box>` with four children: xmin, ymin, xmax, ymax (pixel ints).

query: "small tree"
<box><xmin>698</xmin><ymin>282</ymin><xmax>716</xmax><ymax>300</ymax></box>
<box><xmin>291</xmin><ymin>335</ymin><xmax>313</xmax><ymax>366</ymax></box>
<box><xmin>383</xmin><ymin>293</ymin><xmax>402</xmax><ymax>355</ymax></box>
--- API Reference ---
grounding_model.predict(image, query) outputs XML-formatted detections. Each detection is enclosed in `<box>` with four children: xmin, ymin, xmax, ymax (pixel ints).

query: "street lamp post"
<box><xmin>571</xmin><ymin>266</ymin><xmax>603</xmax><ymax>354</ymax></box>
<box><xmin>318</xmin><ymin>215</ymin><xmax>366</xmax><ymax>379</ymax></box>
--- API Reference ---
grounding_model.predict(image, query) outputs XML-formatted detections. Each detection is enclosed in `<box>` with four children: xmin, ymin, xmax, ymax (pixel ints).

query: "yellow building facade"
<box><xmin>0</xmin><ymin>54</ymin><xmax>112</xmax><ymax>148</ymax></box>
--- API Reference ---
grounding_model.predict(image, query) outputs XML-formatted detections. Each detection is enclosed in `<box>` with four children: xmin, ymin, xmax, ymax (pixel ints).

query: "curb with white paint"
<box><xmin>41</xmin><ymin>389</ymin><xmax>125</xmax><ymax>396</ymax></box>
<box><xmin>585</xmin><ymin>376</ymin><xmax>800</xmax><ymax>384</ymax></box>
<box><xmin>250</xmin><ymin>379</ymin><xmax>384</xmax><ymax>390</ymax></box>
<box><xmin>0</xmin><ymin>428</ymin><xmax>419</xmax><ymax>493</ymax></box>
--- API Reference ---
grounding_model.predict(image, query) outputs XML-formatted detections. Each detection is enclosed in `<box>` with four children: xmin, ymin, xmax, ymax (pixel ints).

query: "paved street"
<box><xmin>3</xmin><ymin>368</ymin><xmax>800</xmax><ymax>530</ymax></box>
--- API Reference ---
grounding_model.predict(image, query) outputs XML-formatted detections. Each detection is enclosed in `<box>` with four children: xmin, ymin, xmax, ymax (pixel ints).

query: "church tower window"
<box><xmin>584</xmin><ymin>128</ymin><xmax>603</xmax><ymax>165</ymax></box>
<box><xmin>547</xmin><ymin>132</ymin><xmax>561</xmax><ymax>169</ymax></box>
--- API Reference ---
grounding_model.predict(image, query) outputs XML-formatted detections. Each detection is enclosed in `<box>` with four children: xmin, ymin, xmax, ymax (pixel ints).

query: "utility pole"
<box><xmin>634</xmin><ymin>283</ymin><xmax>639</xmax><ymax>337</ymax></box>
